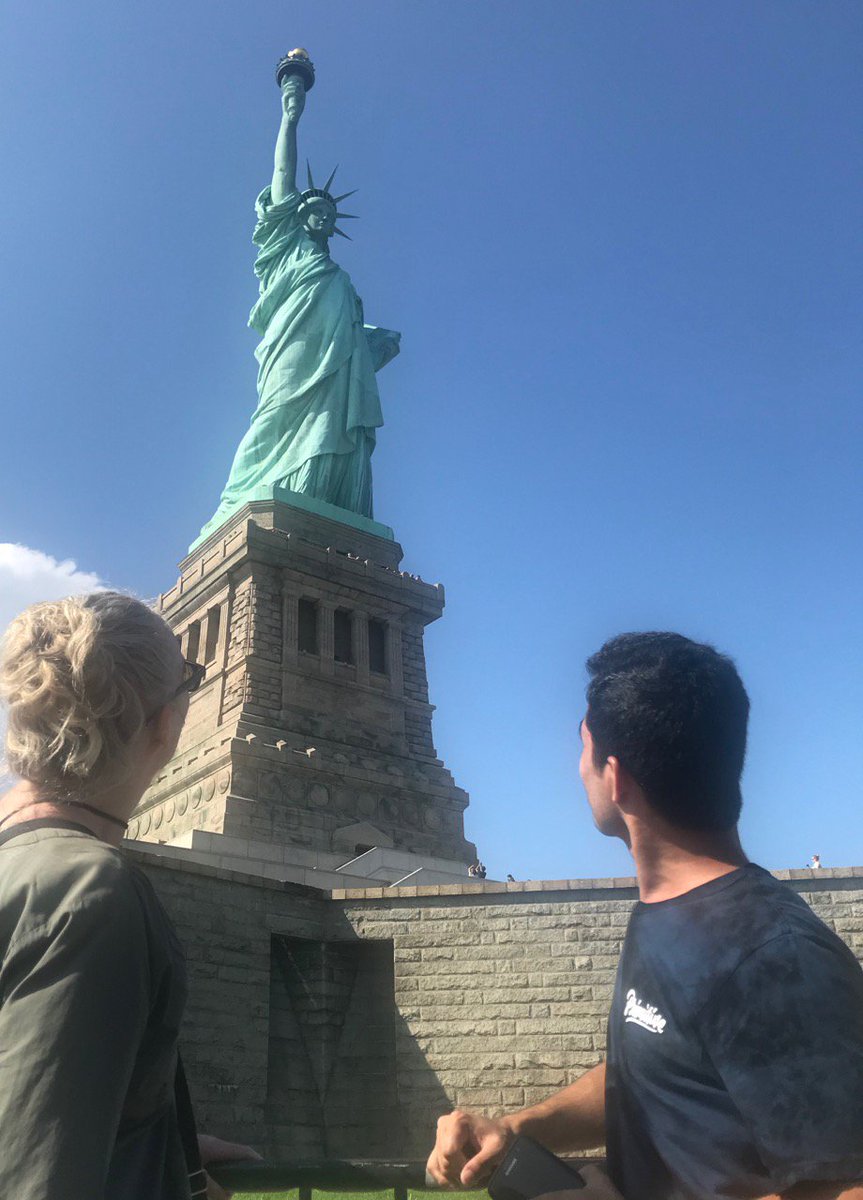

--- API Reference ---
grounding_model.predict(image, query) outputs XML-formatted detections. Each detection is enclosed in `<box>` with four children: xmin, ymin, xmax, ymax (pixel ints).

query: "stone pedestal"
<box><xmin>133</xmin><ymin>498</ymin><xmax>475</xmax><ymax>868</ymax></box>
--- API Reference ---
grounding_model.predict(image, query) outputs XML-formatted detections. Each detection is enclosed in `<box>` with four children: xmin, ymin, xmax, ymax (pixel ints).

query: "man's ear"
<box><xmin>607</xmin><ymin>755</ymin><xmax>623</xmax><ymax>808</ymax></box>
<box><xmin>609</xmin><ymin>757</ymin><xmax>646</xmax><ymax>815</ymax></box>
<box><xmin>607</xmin><ymin>755</ymin><xmax>638</xmax><ymax>811</ymax></box>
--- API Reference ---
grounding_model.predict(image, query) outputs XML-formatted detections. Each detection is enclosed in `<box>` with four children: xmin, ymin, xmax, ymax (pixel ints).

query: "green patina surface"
<box><xmin>189</xmin><ymin>486</ymin><xmax>395</xmax><ymax>554</ymax></box>
<box><xmin>196</xmin><ymin>62</ymin><xmax>399</xmax><ymax>551</ymax></box>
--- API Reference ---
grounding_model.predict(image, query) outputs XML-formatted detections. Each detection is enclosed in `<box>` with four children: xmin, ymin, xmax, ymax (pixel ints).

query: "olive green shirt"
<box><xmin>0</xmin><ymin>820</ymin><xmax>191</xmax><ymax>1199</ymax></box>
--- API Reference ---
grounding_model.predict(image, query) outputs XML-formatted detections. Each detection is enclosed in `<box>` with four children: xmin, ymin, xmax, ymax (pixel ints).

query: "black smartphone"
<box><xmin>487</xmin><ymin>1135</ymin><xmax>586</xmax><ymax>1200</ymax></box>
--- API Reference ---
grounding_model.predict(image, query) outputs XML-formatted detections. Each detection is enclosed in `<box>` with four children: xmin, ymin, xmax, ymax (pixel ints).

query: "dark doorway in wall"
<box><xmin>266</xmin><ymin>936</ymin><xmax>399</xmax><ymax>1156</ymax></box>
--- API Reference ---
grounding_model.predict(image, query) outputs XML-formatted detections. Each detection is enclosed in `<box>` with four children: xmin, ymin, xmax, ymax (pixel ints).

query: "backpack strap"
<box><xmin>175</xmin><ymin>1054</ymin><xmax>207</xmax><ymax>1197</ymax></box>
<box><xmin>0</xmin><ymin>818</ymin><xmax>96</xmax><ymax>847</ymax></box>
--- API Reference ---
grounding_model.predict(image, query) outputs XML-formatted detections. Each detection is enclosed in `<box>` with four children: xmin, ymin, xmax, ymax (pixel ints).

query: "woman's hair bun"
<box><xmin>1</xmin><ymin>591</ymin><xmax>179</xmax><ymax>791</ymax></box>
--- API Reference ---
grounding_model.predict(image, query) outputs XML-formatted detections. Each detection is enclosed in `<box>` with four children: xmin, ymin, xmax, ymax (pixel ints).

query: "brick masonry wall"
<box><xmin>132</xmin><ymin>853</ymin><xmax>328</xmax><ymax>1152</ymax></box>
<box><xmin>223</xmin><ymin>574</ymin><xmax>252</xmax><ymax>714</ymax></box>
<box><xmin>133</xmin><ymin>850</ymin><xmax>863</xmax><ymax>1160</ymax></box>
<box><xmin>329</xmin><ymin>882</ymin><xmax>634</xmax><ymax>1156</ymax></box>
<box><xmin>333</xmin><ymin>868</ymin><xmax>863</xmax><ymax>1156</ymax></box>
<box><xmin>400</xmin><ymin>623</ymin><xmax>436</xmax><ymax>759</ymax></box>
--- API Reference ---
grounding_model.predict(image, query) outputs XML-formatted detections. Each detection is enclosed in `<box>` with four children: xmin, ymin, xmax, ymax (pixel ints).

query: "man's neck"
<box><xmin>628</xmin><ymin>820</ymin><xmax>749</xmax><ymax>903</ymax></box>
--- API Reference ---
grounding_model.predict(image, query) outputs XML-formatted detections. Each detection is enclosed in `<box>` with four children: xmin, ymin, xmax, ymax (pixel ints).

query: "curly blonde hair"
<box><xmin>0</xmin><ymin>591</ymin><xmax>180</xmax><ymax>792</ymax></box>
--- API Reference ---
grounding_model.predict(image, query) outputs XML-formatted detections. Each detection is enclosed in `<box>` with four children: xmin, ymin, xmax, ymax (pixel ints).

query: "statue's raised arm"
<box><xmin>271</xmin><ymin>75</ymin><xmax>304</xmax><ymax>203</ymax></box>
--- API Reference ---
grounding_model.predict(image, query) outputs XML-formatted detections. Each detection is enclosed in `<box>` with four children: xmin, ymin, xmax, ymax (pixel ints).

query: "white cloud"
<box><xmin>0</xmin><ymin>544</ymin><xmax>106</xmax><ymax>634</ymax></box>
<box><xmin>0</xmin><ymin>545</ymin><xmax>107</xmax><ymax>791</ymax></box>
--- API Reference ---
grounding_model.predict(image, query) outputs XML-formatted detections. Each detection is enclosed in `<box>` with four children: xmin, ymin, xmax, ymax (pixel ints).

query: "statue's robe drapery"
<box><xmin>199</xmin><ymin>186</ymin><xmax>399</xmax><ymax>540</ymax></box>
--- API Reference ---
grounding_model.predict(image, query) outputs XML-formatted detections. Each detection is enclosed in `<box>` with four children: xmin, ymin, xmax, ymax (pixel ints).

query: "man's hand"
<box><xmin>426</xmin><ymin>1110</ymin><xmax>515</xmax><ymax>1187</ymax></box>
<box><xmin>281</xmin><ymin>76</ymin><xmax>306</xmax><ymax>124</ymax></box>
<box><xmin>198</xmin><ymin>1133</ymin><xmax>263</xmax><ymax>1200</ymax></box>
<box><xmin>427</xmin><ymin>1066</ymin><xmax>606</xmax><ymax>1189</ymax></box>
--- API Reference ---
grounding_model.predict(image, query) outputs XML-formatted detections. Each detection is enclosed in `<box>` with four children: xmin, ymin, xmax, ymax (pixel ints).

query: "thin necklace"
<box><xmin>0</xmin><ymin>797</ymin><xmax>129</xmax><ymax>833</ymax></box>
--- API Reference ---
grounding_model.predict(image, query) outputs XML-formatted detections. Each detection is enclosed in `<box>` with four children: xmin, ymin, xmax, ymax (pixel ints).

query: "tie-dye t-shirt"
<box><xmin>606</xmin><ymin>864</ymin><xmax>863</xmax><ymax>1199</ymax></box>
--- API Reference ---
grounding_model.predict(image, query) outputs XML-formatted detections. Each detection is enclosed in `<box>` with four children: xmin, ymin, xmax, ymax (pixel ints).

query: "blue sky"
<box><xmin>1</xmin><ymin>1</ymin><xmax>861</xmax><ymax>880</ymax></box>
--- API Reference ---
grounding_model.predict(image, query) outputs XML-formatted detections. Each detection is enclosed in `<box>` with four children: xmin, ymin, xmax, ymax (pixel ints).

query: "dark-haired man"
<box><xmin>427</xmin><ymin>633</ymin><xmax>863</xmax><ymax>1199</ymax></box>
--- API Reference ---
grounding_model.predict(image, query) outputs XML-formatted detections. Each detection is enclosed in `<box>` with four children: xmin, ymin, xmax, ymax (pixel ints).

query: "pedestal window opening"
<box><xmin>185</xmin><ymin>621</ymin><xmax>201</xmax><ymax>664</ymax></box>
<box><xmin>334</xmin><ymin>609</ymin><xmax>353</xmax><ymax>664</ymax></box>
<box><xmin>204</xmin><ymin>605</ymin><xmax>221</xmax><ymax>664</ymax></box>
<box><xmin>298</xmin><ymin>599</ymin><xmax>319</xmax><ymax>655</ymax></box>
<box><xmin>368</xmin><ymin>618</ymin><xmax>387</xmax><ymax>675</ymax></box>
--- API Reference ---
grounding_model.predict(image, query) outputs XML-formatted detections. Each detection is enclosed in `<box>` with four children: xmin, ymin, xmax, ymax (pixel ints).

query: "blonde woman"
<box><xmin>0</xmin><ymin>591</ymin><xmax>259</xmax><ymax>1199</ymax></box>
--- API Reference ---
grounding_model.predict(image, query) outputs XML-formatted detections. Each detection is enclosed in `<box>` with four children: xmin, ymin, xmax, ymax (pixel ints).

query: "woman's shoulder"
<box><xmin>0</xmin><ymin>829</ymin><xmax>145</xmax><ymax>946</ymax></box>
<box><xmin>2</xmin><ymin>825</ymin><xmax>126</xmax><ymax>871</ymax></box>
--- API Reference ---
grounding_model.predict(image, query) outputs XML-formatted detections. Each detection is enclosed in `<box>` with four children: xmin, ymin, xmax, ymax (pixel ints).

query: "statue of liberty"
<box><xmin>196</xmin><ymin>50</ymin><xmax>400</xmax><ymax>547</ymax></box>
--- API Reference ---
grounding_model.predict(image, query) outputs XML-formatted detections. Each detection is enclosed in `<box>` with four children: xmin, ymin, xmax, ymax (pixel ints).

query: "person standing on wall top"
<box><xmin>426</xmin><ymin>633</ymin><xmax>863</xmax><ymax>1200</ymax></box>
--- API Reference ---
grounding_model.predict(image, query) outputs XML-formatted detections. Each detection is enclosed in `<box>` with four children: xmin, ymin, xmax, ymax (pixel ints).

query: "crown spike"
<box><xmin>323</xmin><ymin>165</ymin><xmax>339</xmax><ymax>193</ymax></box>
<box><xmin>333</xmin><ymin>226</ymin><xmax>352</xmax><ymax>240</ymax></box>
<box><xmin>333</xmin><ymin>189</ymin><xmax>357</xmax><ymax>203</ymax></box>
<box><xmin>306</xmin><ymin>160</ymin><xmax>315</xmax><ymax>190</ymax></box>
<box><xmin>336</xmin><ymin>213</ymin><xmax>358</xmax><ymax>220</ymax></box>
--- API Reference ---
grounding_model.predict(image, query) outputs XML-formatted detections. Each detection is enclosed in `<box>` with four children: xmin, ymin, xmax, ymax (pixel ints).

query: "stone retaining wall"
<box><xmin>133</xmin><ymin>850</ymin><xmax>863</xmax><ymax>1159</ymax></box>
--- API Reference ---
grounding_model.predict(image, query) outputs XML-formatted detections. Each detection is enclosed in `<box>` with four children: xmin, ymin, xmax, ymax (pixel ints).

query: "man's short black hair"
<box><xmin>585</xmin><ymin>632</ymin><xmax>749</xmax><ymax>832</ymax></box>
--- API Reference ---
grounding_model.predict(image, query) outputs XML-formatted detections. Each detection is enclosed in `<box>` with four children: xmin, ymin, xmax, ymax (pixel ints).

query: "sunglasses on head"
<box><xmin>147</xmin><ymin>660</ymin><xmax>206</xmax><ymax>723</ymax></box>
<box><xmin>171</xmin><ymin>660</ymin><xmax>206</xmax><ymax>701</ymax></box>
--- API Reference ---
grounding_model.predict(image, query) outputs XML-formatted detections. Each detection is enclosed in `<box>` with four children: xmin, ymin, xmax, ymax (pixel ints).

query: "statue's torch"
<box><xmin>277</xmin><ymin>48</ymin><xmax>314</xmax><ymax>123</ymax></box>
<box><xmin>276</xmin><ymin>47</ymin><xmax>315</xmax><ymax>92</ymax></box>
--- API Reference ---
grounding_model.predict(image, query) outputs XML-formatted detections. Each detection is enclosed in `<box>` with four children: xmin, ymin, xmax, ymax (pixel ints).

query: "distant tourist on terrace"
<box><xmin>0</xmin><ymin>593</ymin><xmax>259</xmax><ymax>1199</ymax></box>
<box><xmin>427</xmin><ymin>633</ymin><xmax>863</xmax><ymax>1200</ymax></box>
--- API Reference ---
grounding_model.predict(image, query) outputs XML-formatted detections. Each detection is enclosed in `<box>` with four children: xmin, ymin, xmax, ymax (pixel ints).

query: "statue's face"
<box><xmin>303</xmin><ymin>199</ymin><xmax>336</xmax><ymax>241</ymax></box>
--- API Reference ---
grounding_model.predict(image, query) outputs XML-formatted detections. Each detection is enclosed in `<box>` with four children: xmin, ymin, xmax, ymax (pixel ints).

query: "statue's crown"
<box><xmin>299</xmin><ymin>163</ymin><xmax>358</xmax><ymax>240</ymax></box>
